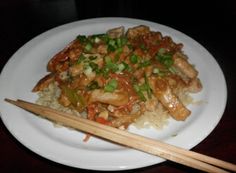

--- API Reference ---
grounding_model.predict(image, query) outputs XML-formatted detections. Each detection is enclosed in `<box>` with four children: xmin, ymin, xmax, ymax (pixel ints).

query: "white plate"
<box><xmin>0</xmin><ymin>18</ymin><xmax>227</xmax><ymax>170</ymax></box>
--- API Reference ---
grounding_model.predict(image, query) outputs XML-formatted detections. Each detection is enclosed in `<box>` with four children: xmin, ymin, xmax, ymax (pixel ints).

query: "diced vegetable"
<box><xmin>86</xmin><ymin>81</ymin><xmax>100</xmax><ymax>90</ymax></box>
<box><xmin>144</xmin><ymin>74</ymin><xmax>152</xmax><ymax>98</ymax></box>
<box><xmin>130</xmin><ymin>54</ymin><xmax>139</xmax><ymax>64</ymax></box>
<box><xmin>140</xmin><ymin>43</ymin><xmax>147</xmax><ymax>51</ymax></box>
<box><xmin>121</xmin><ymin>61</ymin><xmax>131</xmax><ymax>71</ymax></box>
<box><xmin>89</xmin><ymin>62</ymin><xmax>99</xmax><ymax>72</ymax></box>
<box><xmin>106</xmin><ymin>36</ymin><xmax>128</xmax><ymax>52</ymax></box>
<box><xmin>77</xmin><ymin>54</ymin><xmax>86</xmax><ymax>64</ymax></box>
<box><xmin>153</xmin><ymin>67</ymin><xmax>160</xmax><ymax>74</ymax></box>
<box><xmin>61</xmin><ymin>85</ymin><xmax>85</xmax><ymax>110</ymax></box>
<box><xmin>156</xmin><ymin>48</ymin><xmax>174</xmax><ymax>68</ymax></box>
<box><xmin>117</xmin><ymin>63</ymin><xmax>125</xmax><ymax>73</ymax></box>
<box><xmin>84</xmin><ymin>42</ymin><xmax>93</xmax><ymax>52</ymax></box>
<box><xmin>104</xmin><ymin>79</ymin><xmax>118</xmax><ymax>92</ymax></box>
<box><xmin>77</xmin><ymin>35</ymin><xmax>87</xmax><ymax>43</ymax></box>
<box><xmin>94</xmin><ymin>37</ymin><xmax>101</xmax><ymax>43</ymax></box>
<box><xmin>152</xmin><ymin>67</ymin><xmax>165</xmax><ymax>76</ymax></box>
<box><xmin>95</xmin><ymin>117</ymin><xmax>111</xmax><ymax>125</ymax></box>
<box><xmin>102</xmin><ymin>56</ymin><xmax>119</xmax><ymax>75</ymax></box>
<box><xmin>133</xmin><ymin>84</ymin><xmax>146</xmax><ymax>101</ymax></box>
<box><xmin>83</xmin><ymin>65</ymin><xmax>93</xmax><ymax>76</ymax></box>
<box><xmin>138</xmin><ymin>60</ymin><xmax>151</xmax><ymax>68</ymax></box>
<box><xmin>169</xmin><ymin>66</ymin><xmax>177</xmax><ymax>74</ymax></box>
<box><xmin>133</xmin><ymin>74</ymin><xmax>152</xmax><ymax>101</ymax></box>
<box><xmin>89</xmin><ymin>56</ymin><xmax>97</xmax><ymax>60</ymax></box>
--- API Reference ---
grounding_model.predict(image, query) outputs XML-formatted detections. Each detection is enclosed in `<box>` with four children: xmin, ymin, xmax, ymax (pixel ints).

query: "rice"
<box><xmin>134</xmin><ymin>92</ymin><xmax>193</xmax><ymax>129</ymax></box>
<box><xmin>133</xmin><ymin>103</ymin><xmax>169</xmax><ymax>129</ymax></box>
<box><xmin>36</xmin><ymin>82</ymin><xmax>81</xmax><ymax>117</ymax></box>
<box><xmin>36</xmin><ymin>82</ymin><xmax>193</xmax><ymax>130</ymax></box>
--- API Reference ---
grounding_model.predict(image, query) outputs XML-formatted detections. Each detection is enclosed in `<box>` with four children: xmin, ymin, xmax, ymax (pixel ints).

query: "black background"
<box><xmin>0</xmin><ymin>0</ymin><xmax>236</xmax><ymax>172</ymax></box>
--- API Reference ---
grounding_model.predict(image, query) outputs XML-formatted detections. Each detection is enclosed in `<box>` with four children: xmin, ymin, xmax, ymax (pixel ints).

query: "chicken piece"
<box><xmin>69</xmin><ymin>74</ymin><xmax>94</xmax><ymax>89</ymax></box>
<box><xmin>58</xmin><ymin>92</ymin><xmax>71</xmax><ymax>107</ymax></box>
<box><xmin>107</xmin><ymin>26</ymin><xmax>124</xmax><ymax>38</ymax></box>
<box><xmin>47</xmin><ymin>40</ymin><xmax>82</xmax><ymax>72</ymax></box>
<box><xmin>145</xmin><ymin>97</ymin><xmax>159</xmax><ymax>111</ymax></box>
<box><xmin>89</xmin><ymin>89</ymin><xmax>129</xmax><ymax>106</ymax></box>
<box><xmin>164</xmin><ymin>75</ymin><xmax>187</xmax><ymax>95</ymax></box>
<box><xmin>97</xmin><ymin>44</ymin><xmax>108</xmax><ymax>54</ymax></box>
<box><xmin>47</xmin><ymin>51</ymin><xmax>69</xmax><ymax>72</ymax></box>
<box><xmin>126</xmin><ymin>25</ymin><xmax>150</xmax><ymax>39</ymax></box>
<box><xmin>150</xmin><ymin>77</ymin><xmax>191</xmax><ymax>121</ymax></box>
<box><xmin>133</xmin><ymin>68</ymin><xmax>145</xmax><ymax>79</ymax></box>
<box><xmin>111</xmin><ymin>112</ymin><xmax>141</xmax><ymax>128</ymax></box>
<box><xmin>111</xmin><ymin>115</ymin><xmax>136</xmax><ymax>128</ymax></box>
<box><xmin>69</xmin><ymin>63</ymin><xmax>83</xmax><ymax>77</ymax></box>
<box><xmin>32</xmin><ymin>73</ymin><xmax>54</xmax><ymax>92</ymax></box>
<box><xmin>186</xmin><ymin>78</ymin><xmax>202</xmax><ymax>93</ymax></box>
<box><xmin>165</xmin><ymin>74</ymin><xmax>202</xmax><ymax>94</ymax></box>
<box><xmin>173</xmin><ymin>52</ymin><xmax>198</xmax><ymax>79</ymax></box>
<box><xmin>145</xmin><ymin>65</ymin><xmax>153</xmax><ymax>77</ymax></box>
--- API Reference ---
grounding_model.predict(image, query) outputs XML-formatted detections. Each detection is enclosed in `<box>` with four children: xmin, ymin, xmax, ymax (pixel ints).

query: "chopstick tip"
<box><xmin>4</xmin><ymin>98</ymin><xmax>17</xmax><ymax>105</ymax></box>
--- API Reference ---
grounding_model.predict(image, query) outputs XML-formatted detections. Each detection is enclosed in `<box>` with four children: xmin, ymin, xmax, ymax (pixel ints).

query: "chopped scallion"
<box><xmin>77</xmin><ymin>54</ymin><xmax>86</xmax><ymax>64</ymax></box>
<box><xmin>83</xmin><ymin>65</ymin><xmax>93</xmax><ymax>77</ymax></box>
<box><xmin>107</xmin><ymin>44</ymin><xmax>116</xmax><ymax>52</ymax></box>
<box><xmin>169</xmin><ymin>66</ymin><xmax>177</xmax><ymax>74</ymax></box>
<box><xmin>140</xmin><ymin>43</ymin><xmax>147</xmax><ymax>51</ymax></box>
<box><xmin>144</xmin><ymin>73</ymin><xmax>152</xmax><ymax>98</ymax></box>
<box><xmin>130</xmin><ymin>54</ymin><xmax>139</xmax><ymax>64</ymax></box>
<box><xmin>116</xmin><ymin>63</ymin><xmax>125</xmax><ymax>73</ymax></box>
<box><xmin>138</xmin><ymin>60</ymin><xmax>151</xmax><ymax>68</ymax></box>
<box><xmin>156</xmin><ymin>48</ymin><xmax>173</xmax><ymax>68</ymax></box>
<box><xmin>94</xmin><ymin>37</ymin><xmax>101</xmax><ymax>43</ymax></box>
<box><xmin>84</xmin><ymin>42</ymin><xmax>93</xmax><ymax>52</ymax></box>
<box><xmin>76</xmin><ymin>35</ymin><xmax>87</xmax><ymax>43</ymax></box>
<box><xmin>104</xmin><ymin>79</ymin><xmax>118</xmax><ymax>92</ymax></box>
<box><xmin>89</xmin><ymin>56</ymin><xmax>97</xmax><ymax>60</ymax></box>
<box><xmin>108</xmin><ymin>39</ymin><xmax>116</xmax><ymax>47</ymax></box>
<box><xmin>121</xmin><ymin>61</ymin><xmax>132</xmax><ymax>72</ymax></box>
<box><xmin>152</xmin><ymin>67</ymin><xmax>165</xmax><ymax>76</ymax></box>
<box><xmin>116</xmin><ymin>47</ymin><xmax>123</xmax><ymax>54</ymax></box>
<box><xmin>116</xmin><ymin>38</ymin><xmax>122</xmax><ymax>47</ymax></box>
<box><xmin>86</xmin><ymin>81</ymin><xmax>100</xmax><ymax>90</ymax></box>
<box><xmin>120</xmin><ymin>37</ymin><xmax>128</xmax><ymax>46</ymax></box>
<box><xmin>153</xmin><ymin>67</ymin><xmax>160</xmax><ymax>74</ymax></box>
<box><xmin>89</xmin><ymin>62</ymin><xmax>99</xmax><ymax>72</ymax></box>
<box><xmin>133</xmin><ymin>84</ymin><xmax>146</xmax><ymax>101</ymax></box>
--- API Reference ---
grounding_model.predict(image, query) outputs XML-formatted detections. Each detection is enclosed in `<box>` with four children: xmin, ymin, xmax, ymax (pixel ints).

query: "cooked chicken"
<box><xmin>107</xmin><ymin>26</ymin><xmax>125</xmax><ymax>38</ymax></box>
<box><xmin>32</xmin><ymin>73</ymin><xmax>54</xmax><ymax>92</ymax></box>
<box><xmin>89</xmin><ymin>89</ymin><xmax>129</xmax><ymax>106</ymax></box>
<box><xmin>126</xmin><ymin>25</ymin><xmax>150</xmax><ymax>39</ymax></box>
<box><xmin>150</xmin><ymin>77</ymin><xmax>191</xmax><ymax>120</ymax></box>
<box><xmin>173</xmin><ymin>52</ymin><xmax>198</xmax><ymax>79</ymax></box>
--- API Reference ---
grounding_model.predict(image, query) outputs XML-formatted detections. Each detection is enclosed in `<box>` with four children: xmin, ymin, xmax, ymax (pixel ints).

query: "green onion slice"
<box><xmin>104</xmin><ymin>79</ymin><xmax>118</xmax><ymax>92</ymax></box>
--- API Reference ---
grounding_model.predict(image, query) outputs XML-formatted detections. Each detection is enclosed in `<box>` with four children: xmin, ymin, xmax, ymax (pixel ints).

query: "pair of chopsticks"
<box><xmin>5</xmin><ymin>98</ymin><xmax>236</xmax><ymax>173</ymax></box>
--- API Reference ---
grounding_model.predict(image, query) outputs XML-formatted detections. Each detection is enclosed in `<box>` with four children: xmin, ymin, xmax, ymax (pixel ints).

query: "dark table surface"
<box><xmin>1</xmin><ymin>0</ymin><xmax>236</xmax><ymax>172</ymax></box>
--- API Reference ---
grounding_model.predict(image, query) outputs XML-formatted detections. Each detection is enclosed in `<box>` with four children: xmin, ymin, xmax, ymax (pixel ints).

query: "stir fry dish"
<box><xmin>33</xmin><ymin>25</ymin><xmax>202</xmax><ymax>130</ymax></box>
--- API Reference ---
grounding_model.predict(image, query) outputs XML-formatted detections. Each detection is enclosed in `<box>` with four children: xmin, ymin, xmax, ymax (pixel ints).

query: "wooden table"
<box><xmin>1</xmin><ymin>1</ymin><xmax>236</xmax><ymax>172</ymax></box>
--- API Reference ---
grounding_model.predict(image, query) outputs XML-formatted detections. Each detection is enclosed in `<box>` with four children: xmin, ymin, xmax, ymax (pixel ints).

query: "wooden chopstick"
<box><xmin>5</xmin><ymin>98</ymin><xmax>236</xmax><ymax>173</ymax></box>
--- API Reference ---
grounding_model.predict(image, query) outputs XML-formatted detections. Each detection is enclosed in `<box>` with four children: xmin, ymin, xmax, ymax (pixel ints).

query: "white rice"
<box><xmin>134</xmin><ymin>103</ymin><xmax>170</xmax><ymax>129</ymax></box>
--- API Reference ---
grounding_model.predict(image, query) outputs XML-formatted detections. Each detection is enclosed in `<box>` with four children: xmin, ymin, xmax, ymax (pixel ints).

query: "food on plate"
<box><xmin>33</xmin><ymin>25</ymin><xmax>202</xmax><ymax>131</ymax></box>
